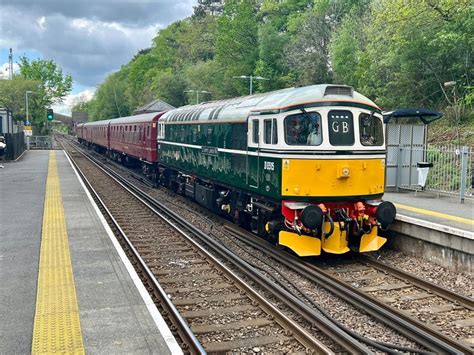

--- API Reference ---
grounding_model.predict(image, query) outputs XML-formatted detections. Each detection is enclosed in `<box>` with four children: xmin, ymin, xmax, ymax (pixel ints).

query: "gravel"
<box><xmin>77</xmin><ymin>146</ymin><xmax>474</xmax><ymax>353</ymax></box>
<box><xmin>371</xmin><ymin>249</ymin><xmax>474</xmax><ymax>298</ymax></box>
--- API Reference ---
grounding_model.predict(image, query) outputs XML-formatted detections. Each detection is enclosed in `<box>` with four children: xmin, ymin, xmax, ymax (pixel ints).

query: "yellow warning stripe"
<box><xmin>32</xmin><ymin>151</ymin><xmax>84</xmax><ymax>354</ymax></box>
<box><xmin>395</xmin><ymin>203</ymin><xmax>474</xmax><ymax>225</ymax></box>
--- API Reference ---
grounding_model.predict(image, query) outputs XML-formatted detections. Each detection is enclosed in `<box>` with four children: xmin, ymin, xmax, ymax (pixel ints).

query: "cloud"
<box><xmin>1</xmin><ymin>0</ymin><xmax>197</xmax><ymax>27</ymax></box>
<box><xmin>0</xmin><ymin>0</ymin><xmax>197</xmax><ymax>87</ymax></box>
<box><xmin>52</xmin><ymin>88</ymin><xmax>96</xmax><ymax>116</ymax></box>
<box><xmin>0</xmin><ymin>62</ymin><xmax>19</xmax><ymax>79</ymax></box>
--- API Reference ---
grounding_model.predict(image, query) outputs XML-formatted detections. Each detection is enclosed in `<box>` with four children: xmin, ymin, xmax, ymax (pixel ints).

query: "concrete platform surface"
<box><xmin>0</xmin><ymin>150</ymin><xmax>181</xmax><ymax>354</ymax></box>
<box><xmin>384</xmin><ymin>190</ymin><xmax>473</xmax><ymax>234</ymax></box>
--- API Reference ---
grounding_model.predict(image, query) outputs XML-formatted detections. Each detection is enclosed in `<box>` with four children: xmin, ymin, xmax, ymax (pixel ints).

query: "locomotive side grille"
<box><xmin>324</xmin><ymin>85</ymin><xmax>354</xmax><ymax>97</ymax></box>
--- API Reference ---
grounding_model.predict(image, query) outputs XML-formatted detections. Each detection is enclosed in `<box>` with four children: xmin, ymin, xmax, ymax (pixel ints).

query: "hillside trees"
<box><xmin>331</xmin><ymin>0</ymin><xmax>473</xmax><ymax>113</ymax></box>
<box><xmin>215</xmin><ymin>1</ymin><xmax>259</xmax><ymax>96</ymax></box>
<box><xmin>81</xmin><ymin>0</ymin><xmax>472</xmax><ymax>131</ymax></box>
<box><xmin>89</xmin><ymin>72</ymin><xmax>131</xmax><ymax>121</ymax></box>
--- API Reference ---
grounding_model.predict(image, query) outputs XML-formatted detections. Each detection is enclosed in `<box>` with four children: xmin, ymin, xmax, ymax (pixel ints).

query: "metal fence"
<box><xmin>28</xmin><ymin>136</ymin><xmax>52</xmax><ymax>150</ymax></box>
<box><xmin>396</xmin><ymin>144</ymin><xmax>473</xmax><ymax>202</ymax></box>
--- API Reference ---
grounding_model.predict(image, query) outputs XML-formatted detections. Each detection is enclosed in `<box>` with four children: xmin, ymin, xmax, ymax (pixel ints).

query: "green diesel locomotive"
<box><xmin>157</xmin><ymin>84</ymin><xmax>396</xmax><ymax>256</ymax></box>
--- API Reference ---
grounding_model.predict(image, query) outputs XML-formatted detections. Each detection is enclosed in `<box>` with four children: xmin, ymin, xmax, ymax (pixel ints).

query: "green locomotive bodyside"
<box><xmin>159</xmin><ymin>121</ymin><xmax>282</xmax><ymax>200</ymax></box>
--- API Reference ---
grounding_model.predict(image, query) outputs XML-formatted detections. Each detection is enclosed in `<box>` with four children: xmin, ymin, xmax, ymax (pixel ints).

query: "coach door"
<box><xmin>247</xmin><ymin>118</ymin><xmax>260</xmax><ymax>188</ymax></box>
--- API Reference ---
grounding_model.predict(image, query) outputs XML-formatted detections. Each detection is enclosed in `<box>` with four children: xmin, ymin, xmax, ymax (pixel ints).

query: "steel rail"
<box><xmin>359</xmin><ymin>255</ymin><xmax>474</xmax><ymax>310</ymax></box>
<box><xmin>64</xmin><ymin>143</ymin><xmax>340</xmax><ymax>354</ymax></box>
<box><xmin>226</xmin><ymin>225</ymin><xmax>472</xmax><ymax>354</ymax></box>
<box><xmin>63</xmin><ymin>148</ymin><xmax>206</xmax><ymax>354</ymax></box>
<box><xmin>71</xmin><ymin>144</ymin><xmax>372</xmax><ymax>354</ymax></box>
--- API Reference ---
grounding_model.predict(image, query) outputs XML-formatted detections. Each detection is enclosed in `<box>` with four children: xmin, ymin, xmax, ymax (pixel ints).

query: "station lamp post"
<box><xmin>184</xmin><ymin>90</ymin><xmax>211</xmax><ymax>104</ymax></box>
<box><xmin>233</xmin><ymin>75</ymin><xmax>269</xmax><ymax>95</ymax></box>
<box><xmin>25</xmin><ymin>90</ymin><xmax>36</xmax><ymax>124</ymax></box>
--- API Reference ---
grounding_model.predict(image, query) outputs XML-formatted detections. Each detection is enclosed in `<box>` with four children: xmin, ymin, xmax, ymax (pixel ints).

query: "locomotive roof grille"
<box><xmin>209</xmin><ymin>106</ymin><xmax>219</xmax><ymax>120</ymax></box>
<box><xmin>324</xmin><ymin>85</ymin><xmax>354</xmax><ymax>97</ymax></box>
<box><xmin>185</xmin><ymin>110</ymin><xmax>193</xmax><ymax>121</ymax></box>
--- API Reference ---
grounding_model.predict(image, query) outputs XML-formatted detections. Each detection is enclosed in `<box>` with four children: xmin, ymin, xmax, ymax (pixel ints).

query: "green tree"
<box><xmin>331</xmin><ymin>0</ymin><xmax>473</xmax><ymax>113</ymax></box>
<box><xmin>215</xmin><ymin>1</ymin><xmax>259</xmax><ymax>96</ymax></box>
<box><xmin>150</xmin><ymin>70</ymin><xmax>187</xmax><ymax>107</ymax></box>
<box><xmin>19</xmin><ymin>57</ymin><xmax>72</xmax><ymax>105</ymax></box>
<box><xmin>284</xmin><ymin>0</ymin><xmax>364</xmax><ymax>85</ymax></box>
<box><xmin>90</xmin><ymin>72</ymin><xmax>131</xmax><ymax>121</ymax></box>
<box><xmin>0</xmin><ymin>76</ymin><xmax>42</xmax><ymax>122</ymax></box>
<box><xmin>184</xmin><ymin>60</ymin><xmax>226</xmax><ymax>101</ymax></box>
<box><xmin>18</xmin><ymin>57</ymin><xmax>73</xmax><ymax>131</ymax></box>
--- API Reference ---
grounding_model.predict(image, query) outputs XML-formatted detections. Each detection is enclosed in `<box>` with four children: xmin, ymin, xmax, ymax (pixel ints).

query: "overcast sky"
<box><xmin>0</xmin><ymin>0</ymin><xmax>197</xmax><ymax>114</ymax></box>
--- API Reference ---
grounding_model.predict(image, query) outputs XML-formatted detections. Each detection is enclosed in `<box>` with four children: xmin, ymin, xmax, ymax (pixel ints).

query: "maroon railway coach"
<box><xmin>79</xmin><ymin>112</ymin><xmax>164</xmax><ymax>178</ymax></box>
<box><xmin>108</xmin><ymin>113</ymin><xmax>163</xmax><ymax>163</ymax></box>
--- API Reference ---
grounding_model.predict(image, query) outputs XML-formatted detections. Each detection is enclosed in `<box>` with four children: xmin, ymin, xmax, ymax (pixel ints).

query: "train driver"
<box><xmin>286</xmin><ymin>116</ymin><xmax>307</xmax><ymax>145</ymax></box>
<box><xmin>306</xmin><ymin>116</ymin><xmax>322</xmax><ymax>145</ymax></box>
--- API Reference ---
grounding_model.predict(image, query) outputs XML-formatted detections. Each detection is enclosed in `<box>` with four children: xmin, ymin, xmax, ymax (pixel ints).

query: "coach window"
<box><xmin>192</xmin><ymin>128</ymin><xmax>197</xmax><ymax>143</ymax></box>
<box><xmin>359</xmin><ymin>113</ymin><xmax>383</xmax><ymax>146</ymax></box>
<box><xmin>252</xmin><ymin>119</ymin><xmax>259</xmax><ymax>144</ymax></box>
<box><xmin>264</xmin><ymin>119</ymin><xmax>278</xmax><ymax>144</ymax></box>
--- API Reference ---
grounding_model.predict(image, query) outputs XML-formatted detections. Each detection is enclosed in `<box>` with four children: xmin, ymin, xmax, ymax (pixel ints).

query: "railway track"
<box><xmin>61</xmin><ymin>136</ymin><xmax>473</xmax><ymax>353</ymax></box>
<box><xmin>324</xmin><ymin>255</ymin><xmax>474</xmax><ymax>348</ymax></box>
<box><xmin>60</xmin><ymin>139</ymin><xmax>372</xmax><ymax>353</ymax></box>
<box><xmin>225</xmin><ymin>224</ymin><xmax>474</xmax><ymax>354</ymax></box>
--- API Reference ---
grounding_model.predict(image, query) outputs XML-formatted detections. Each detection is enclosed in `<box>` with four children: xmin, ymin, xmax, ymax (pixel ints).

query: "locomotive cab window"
<box><xmin>285</xmin><ymin>111</ymin><xmax>321</xmax><ymax>146</ymax></box>
<box><xmin>252</xmin><ymin>119</ymin><xmax>259</xmax><ymax>144</ymax></box>
<box><xmin>359</xmin><ymin>113</ymin><xmax>383</xmax><ymax>146</ymax></box>
<box><xmin>328</xmin><ymin>110</ymin><xmax>354</xmax><ymax>146</ymax></box>
<box><xmin>264</xmin><ymin>119</ymin><xmax>278</xmax><ymax>144</ymax></box>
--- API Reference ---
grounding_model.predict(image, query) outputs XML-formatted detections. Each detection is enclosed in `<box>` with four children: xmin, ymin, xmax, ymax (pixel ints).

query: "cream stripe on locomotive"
<box><xmin>158</xmin><ymin>140</ymin><xmax>385</xmax><ymax>160</ymax></box>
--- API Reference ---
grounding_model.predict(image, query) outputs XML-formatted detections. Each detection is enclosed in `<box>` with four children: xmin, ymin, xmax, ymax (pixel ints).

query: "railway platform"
<box><xmin>384</xmin><ymin>190</ymin><xmax>473</xmax><ymax>273</ymax></box>
<box><xmin>0</xmin><ymin>150</ymin><xmax>181</xmax><ymax>354</ymax></box>
<box><xmin>385</xmin><ymin>190</ymin><xmax>473</xmax><ymax>233</ymax></box>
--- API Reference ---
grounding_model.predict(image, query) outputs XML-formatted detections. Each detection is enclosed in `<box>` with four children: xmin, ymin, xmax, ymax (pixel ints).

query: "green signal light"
<box><xmin>47</xmin><ymin>109</ymin><xmax>54</xmax><ymax>121</ymax></box>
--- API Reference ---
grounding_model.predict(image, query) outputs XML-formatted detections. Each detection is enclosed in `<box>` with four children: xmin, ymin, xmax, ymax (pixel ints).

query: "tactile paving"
<box><xmin>32</xmin><ymin>151</ymin><xmax>85</xmax><ymax>354</ymax></box>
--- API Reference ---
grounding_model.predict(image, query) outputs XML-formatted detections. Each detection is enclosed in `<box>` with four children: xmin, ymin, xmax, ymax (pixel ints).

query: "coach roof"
<box><xmin>82</xmin><ymin>112</ymin><xmax>163</xmax><ymax>127</ymax></box>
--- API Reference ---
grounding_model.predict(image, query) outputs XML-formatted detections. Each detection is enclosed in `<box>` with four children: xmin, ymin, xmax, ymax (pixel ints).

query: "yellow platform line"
<box><xmin>32</xmin><ymin>151</ymin><xmax>85</xmax><ymax>354</ymax></box>
<box><xmin>395</xmin><ymin>203</ymin><xmax>474</xmax><ymax>225</ymax></box>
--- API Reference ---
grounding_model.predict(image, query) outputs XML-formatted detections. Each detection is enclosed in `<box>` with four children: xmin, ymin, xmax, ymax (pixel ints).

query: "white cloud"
<box><xmin>37</xmin><ymin>16</ymin><xmax>46</xmax><ymax>30</ymax></box>
<box><xmin>52</xmin><ymin>88</ymin><xmax>96</xmax><ymax>116</ymax></box>
<box><xmin>0</xmin><ymin>0</ymin><xmax>197</xmax><ymax>87</ymax></box>
<box><xmin>0</xmin><ymin>62</ymin><xmax>19</xmax><ymax>80</ymax></box>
